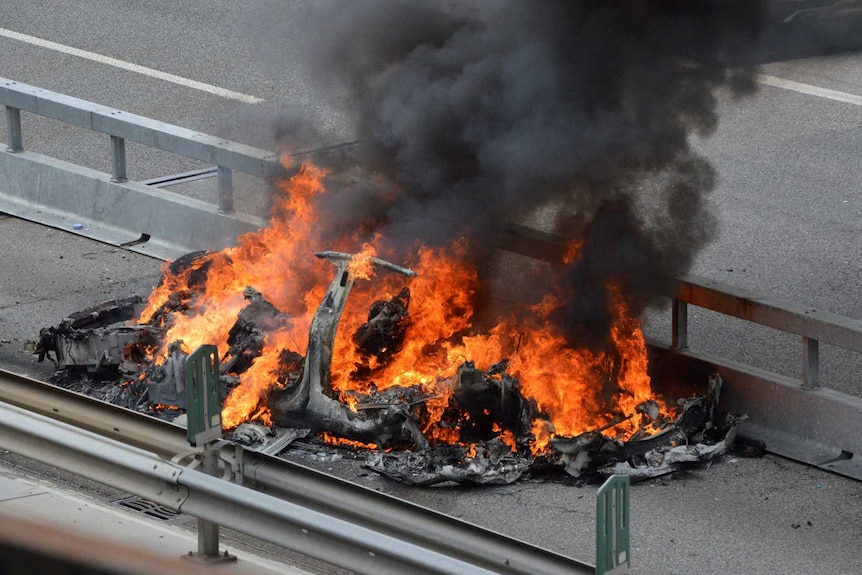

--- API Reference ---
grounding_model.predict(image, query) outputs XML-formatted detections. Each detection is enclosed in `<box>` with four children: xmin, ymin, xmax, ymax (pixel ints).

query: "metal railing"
<box><xmin>0</xmin><ymin>400</ymin><xmax>509</xmax><ymax>575</ymax></box>
<box><xmin>0</xmin><ymin>369</ymin><xmax>595</xmax><ymax>575</ymax></box>
<box><xmin>1</xmin><ymin>77</ymin><xmax>285</xmax><ymax>213</ymax></box>
<box><xmin>669</xmin><ymin>274</ymin><xmax>862</xmax><ymax>389</ymax></box>
<box><xmin>501</xmin><ymin>224</ymin><xmax>862</xmax><ymax>393</ymax></box>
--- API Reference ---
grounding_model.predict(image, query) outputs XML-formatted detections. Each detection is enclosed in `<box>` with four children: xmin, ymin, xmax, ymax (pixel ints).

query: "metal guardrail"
<box><xmin>500</xmin><ymin>223</ymin><xmax>862</xmax><ymax>393</ymax></box>
<box><xmin>0</xmin><ymin>400</ymin><xmax>509</xmax><ymax>575</ymax></box>
<box><xmin>669</xmin><ymin>273</ymin><xmax>862</xmax><ymax>389</ymax></box>
<box><xmin>654</xmin><ymin>274</ymin><xmax>862</xmax><ymax>480</ymax></box>
<box><xmin>0</xmin><ymin>77</ymin><xmax>363</xmax><ymax>259</ymax></box>
<box><xmin>0</xmin><ymin>369</ymin><xmax>594</xmax><ymax>575</ymax></box>
<box><xmin>1</xmin><ymin>77</ymin><xmax>284</xmax><ymax>213</ymax></box>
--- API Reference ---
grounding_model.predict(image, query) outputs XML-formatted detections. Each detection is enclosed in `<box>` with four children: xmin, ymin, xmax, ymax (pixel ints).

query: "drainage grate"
<box><xmin>113</xmin><ymin>496</ymin><xmax>181</xmax><ymax>521</ymax></box>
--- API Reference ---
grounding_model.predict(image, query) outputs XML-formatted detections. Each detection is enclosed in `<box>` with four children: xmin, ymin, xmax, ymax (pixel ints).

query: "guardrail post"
<box><xmin>596</xmin><ymin>475</ymin><xmax>630</xmax><ymax>575</ymax></box>
<box><xmin>197</xmin><ymin>446</ymin><xmax>223</xmax><ymax>557</ymax></box>
<box><xmin>671</xmin><ymin>299</ymin><xmax>688</xmax><ymax>350</ymax></box>
<box><xmin>217</xmin><ymin>166</ymin><xmax>235</xmax><ymax>213</ymax></box>
<box><xmin>184</xmin><ymin>345</ymin><xmax>236</xmax><ymax>565</ymax></box>
<box><xmin>6</xmin><ymin>107</ymin><xmax>23</xmax><ymax>152</ymax></box>
<box><xmin>110</xmin><ymin>135</ymin><xmax>128</xmax><ymax>182</ymax></box>
<box><xmin>802</xmin><ymin>336</ymin><xmax>820</xmax><ymax>389</ymax></box>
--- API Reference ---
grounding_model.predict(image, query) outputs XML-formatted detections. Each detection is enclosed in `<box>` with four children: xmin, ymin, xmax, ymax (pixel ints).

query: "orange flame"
<box><xmin>322</xmin><ymin>432</ymin><xmax>378</xmax><ymax>451</ymax></box>
<box><xmin>136</xmin><ymin>158</ymin><xmax>674</xmax><ymax>449</ymax></box>
<box><xmin>347</xmin><ymin>243</ymin><xmax>378</xmax><ymax>281</ymax></box>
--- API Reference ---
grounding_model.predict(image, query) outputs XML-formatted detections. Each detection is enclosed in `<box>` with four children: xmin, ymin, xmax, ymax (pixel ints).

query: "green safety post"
<box><xmin>184</xmin><ymin>344</ymin><xmax>223</xmax><ymax>447</ymax></box>
<box><xmin>182</xmin><ymin>344</ymin><xmax>235</xmax><ymax>564</ymax></box>
<box><xmin>596</xmin><ymin>474</ymin><xmax>630</xmax><ymax>575</ymax></box>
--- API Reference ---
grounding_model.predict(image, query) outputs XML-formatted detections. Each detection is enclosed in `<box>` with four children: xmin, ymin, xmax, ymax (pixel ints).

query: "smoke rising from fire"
<box><xmin>270</xmin><ymin>0</ymin><xmax>768</xmax><ymax>351</ymax></box>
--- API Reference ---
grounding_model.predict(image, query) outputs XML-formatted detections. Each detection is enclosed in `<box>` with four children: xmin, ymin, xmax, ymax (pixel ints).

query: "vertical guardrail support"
<box><xmin>110</xmin><ymin>135</ymin><xmax>128</xmax><ymax>182</ymax></box>
<box><xmin>217</xmin><ymin>166</ymin><xmax>235</xmax><ymax>213</ymax></box>
<box><xmin>195</xmin><ymin>445</ymin><xmax>230</xmax><ymax>560</ymax></box>
<box><xmin>596</xmin><ymin>475</ymin><xmax>630</xmax><ymax>575</ymax></box>
<box><xmin>184</xmin><ymin>345</ymin><xmax>236</xmax><ymax>565</ymax></box>
<box><xmin>671</xmin><ymin>298</ymin><xmax>688</xmax><ymax>350</ymax></box>
<box><xmin>802</xmin><ymin>336</ymin><xmax>820</xmax><ymax>389</ymax></box>
<box><xmin>5</xmin><ymin>106</ymin><xmax>23</xmax><ymax>152</ymax></box>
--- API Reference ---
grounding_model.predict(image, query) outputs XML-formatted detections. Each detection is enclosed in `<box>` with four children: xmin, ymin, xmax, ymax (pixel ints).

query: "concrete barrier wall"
<box><xmin>0</xmin><ymin>148</ymin><xmax>265</xmax><ymax>260</ymax></box>
<box><xmin>648</xmin><ymin>343</ymin><xmax>862</xmax><ymax>481</ymax></box>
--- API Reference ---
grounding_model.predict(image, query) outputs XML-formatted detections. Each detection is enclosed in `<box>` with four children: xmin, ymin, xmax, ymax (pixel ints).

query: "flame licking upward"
<box><xmin>136</xmin><ymin>158</ymin><xmax>674</xmax><ymax>450</ymax></box>
<box><xmin>346</xmin><ymin>243</ymin><xmax>378</xmax><ymax>281</ymax></box>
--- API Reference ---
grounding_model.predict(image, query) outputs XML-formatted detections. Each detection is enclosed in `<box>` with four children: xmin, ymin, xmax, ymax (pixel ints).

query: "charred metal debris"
<box><xmin>32</xmin><ymin>250</ymin><xmax>744</xmax><ymax>485</ymax></box>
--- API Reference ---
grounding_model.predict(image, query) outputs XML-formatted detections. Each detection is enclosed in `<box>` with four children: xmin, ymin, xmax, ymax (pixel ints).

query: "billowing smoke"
<box><xmin>274</xmin><ymin>0</ymin><xmax>768</xmax><ymax>351</ymax></box>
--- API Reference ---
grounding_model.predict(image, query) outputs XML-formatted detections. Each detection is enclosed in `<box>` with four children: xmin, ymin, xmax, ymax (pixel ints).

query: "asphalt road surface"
<box><xmin>1</xmin><ymin>3</ymin><xmax>862</xmax><ymax>574</ymax></box>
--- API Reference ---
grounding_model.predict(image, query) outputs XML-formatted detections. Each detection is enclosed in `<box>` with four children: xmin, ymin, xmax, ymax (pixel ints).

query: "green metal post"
<box><xmin>185</xmin><ymin>345</ymin><xmax>222</xmax><ymax>447</ymax></box>
<box><xmin>183</xmin><ymin>344</ymin><xmax>235</xmax><ymax>565</ymax></box>
<box><xmin>596</xmin><ymin>475</ymin><xmax>630</xmax><ymax>575</ymax></box>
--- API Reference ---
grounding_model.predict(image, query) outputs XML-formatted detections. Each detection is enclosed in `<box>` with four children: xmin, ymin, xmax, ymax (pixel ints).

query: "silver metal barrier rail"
<box><xmin>669</xmin><ymin>274</ymin><xmax>862</xmax><ymax>389</ymax></box>
<box><xmin>0</xmin><ymin>369</ymin><xmax>594</xmax><ymax>575</ymax></box>
<box><xmin>3</xmin><ymin>76</ymin><xmax>860</xmax><ymax>383</ymax></box>
<box><xmin>499</xmin><ymin>223</ymin><xmax>862</xmax><ymax>392</ymax></box>
<box><xmin>655</xmin><ymin>274</ymin><xmax>862</xmax><ymax>480</ymax></box>
<box><xmin>0</xmin><ymin>399</ymin><xmax>508</xmax><ymax>575</ymax></box>
<box><xmin>0</xmin><ymin>76</ymin><xmax>284</xmax><ymax>213</ymax></box>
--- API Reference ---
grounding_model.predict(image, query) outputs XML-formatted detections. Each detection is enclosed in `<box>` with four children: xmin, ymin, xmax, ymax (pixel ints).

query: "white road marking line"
<box><xmin>757</xmin><ymin>74</ymin><xmax>862</xmax><ymax>107</ymax></box>
<box><xmin>0</xmin><ymin>27</ymin><xmax>264</xmax><ymax>104</ymax></box>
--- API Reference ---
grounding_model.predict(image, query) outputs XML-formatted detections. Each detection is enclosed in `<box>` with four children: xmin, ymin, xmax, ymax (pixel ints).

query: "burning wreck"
<box><xmin>35</xmin><ymin>163</ymin><xmax>742</xmax><ymax>485</ymax></box>
<box><xmin>35</xmin><ymin>1</ymin><xmax>768</xmax><ymax>484</ymax></box>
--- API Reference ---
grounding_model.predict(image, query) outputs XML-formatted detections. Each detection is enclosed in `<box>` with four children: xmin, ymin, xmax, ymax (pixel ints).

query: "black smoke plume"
<box><xmin>279</xmin><ymin>0</ymin><xmax>768</xmax><ymax>351</ymax></box>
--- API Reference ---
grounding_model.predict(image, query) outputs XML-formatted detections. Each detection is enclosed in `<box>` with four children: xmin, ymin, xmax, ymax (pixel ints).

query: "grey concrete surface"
<box><xmin>0</xmin><ymin>215</ymin><xmax>161</xmax><ymax>378</ymax></box>
<box><xmin>1</xmin><ymin>2</ymin><xmax>862</xmax><ymax>574</ymax></box>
